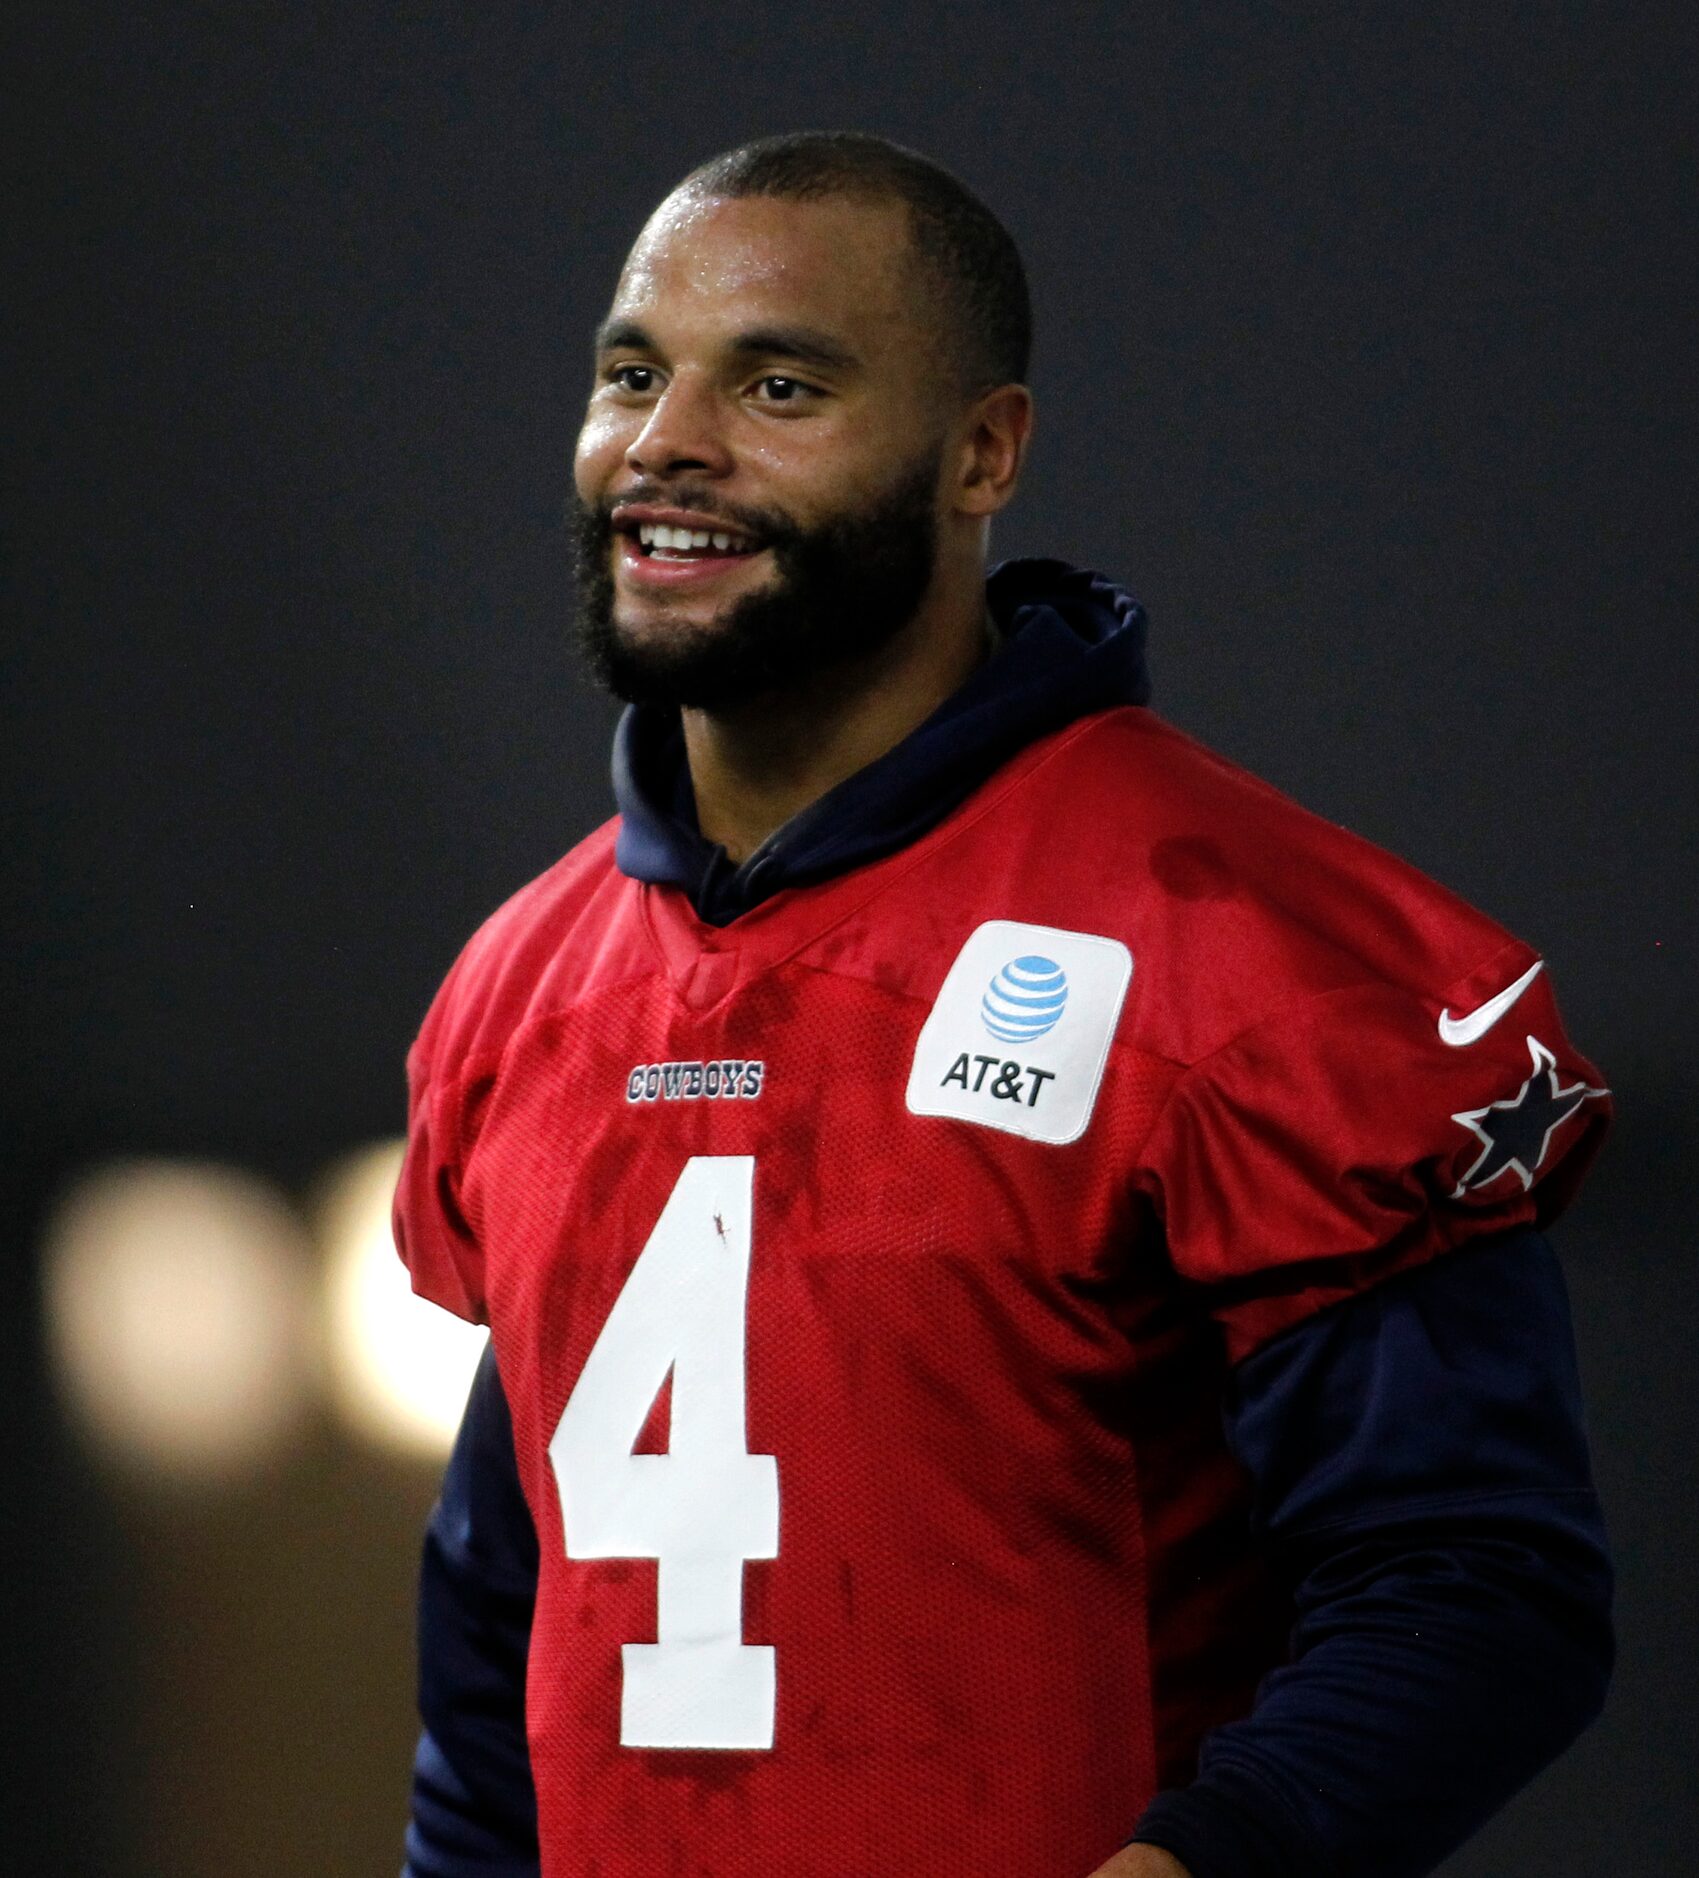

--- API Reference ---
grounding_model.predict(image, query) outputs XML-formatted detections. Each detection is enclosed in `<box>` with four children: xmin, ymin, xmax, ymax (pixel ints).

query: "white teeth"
<box><xmin>632</xmin><ymin>520</ymin><xmax>753</xmax><ymax>554</ymax></box>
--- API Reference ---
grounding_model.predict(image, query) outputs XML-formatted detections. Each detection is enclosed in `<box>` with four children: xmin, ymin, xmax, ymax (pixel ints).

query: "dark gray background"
<box><xmin>5</xmin><ymin>3</ymin><xmax>1694</xmax><ymax>1872</ymax></box>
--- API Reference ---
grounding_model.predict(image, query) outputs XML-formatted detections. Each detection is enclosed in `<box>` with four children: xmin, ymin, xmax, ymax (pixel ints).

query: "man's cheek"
<box><xmin>573</xmin><ymin>411</ymin><xmax>628</xmax><ymax>492</ymax></box>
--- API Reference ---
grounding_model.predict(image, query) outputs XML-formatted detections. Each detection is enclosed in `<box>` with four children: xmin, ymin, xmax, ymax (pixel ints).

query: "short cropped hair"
<box><xmin>680</xmin><ymin>131</ymin><xmax>1031</xmax><ymax>395</ymax></box>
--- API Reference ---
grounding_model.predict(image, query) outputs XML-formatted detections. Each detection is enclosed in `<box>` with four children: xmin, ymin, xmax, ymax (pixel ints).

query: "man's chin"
<box><xmin>586</xmin><ymin>607</ymin><xmax>752</xmax><ymax>712</ymax></box>
<box><xmin>608</xmin><ymin>598</ymin><xmax>744</xmax><ymax>654</ymax></box>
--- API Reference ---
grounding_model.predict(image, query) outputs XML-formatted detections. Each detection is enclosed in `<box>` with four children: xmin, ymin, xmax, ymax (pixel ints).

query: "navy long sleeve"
<box><xmin>404</xmin><ymin>1230</ymin><xmax>1611</xmax><ymax>1877</ymax></box>
<box><xmin>404</xmin><ymin>1345</ymin><xmax>540</xmax><ymax>1878</ymax></box>
<box><xmin>1130</xmin><ymin>1227</ymin><xmax>1613</xmax><ymax>1877</ymax></box>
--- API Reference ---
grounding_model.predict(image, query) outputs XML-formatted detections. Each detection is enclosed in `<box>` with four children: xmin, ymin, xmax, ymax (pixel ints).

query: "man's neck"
<box><xmin>681</xmin><ymin>581</ymin><xmax>994</xmax><ymax>865</ymax></box>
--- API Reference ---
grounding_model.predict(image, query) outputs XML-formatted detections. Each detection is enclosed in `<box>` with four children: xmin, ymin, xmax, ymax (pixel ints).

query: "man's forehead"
<box><xmin>609</xmin><ymin>189</ymin><xmax>915</xmax><ymax>336</ymax></box>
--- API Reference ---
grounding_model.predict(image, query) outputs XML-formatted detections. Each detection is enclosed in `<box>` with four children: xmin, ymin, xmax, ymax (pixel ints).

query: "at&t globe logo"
<box><xmin>981</xmin><ymin>955</ymin><xmax>1069</xmax><ymax>1045</ymax></box>
<box><xmin>908</xmin><ymin>920</ymin><xmax>1133</xmax><ymax>1144</ymax></box>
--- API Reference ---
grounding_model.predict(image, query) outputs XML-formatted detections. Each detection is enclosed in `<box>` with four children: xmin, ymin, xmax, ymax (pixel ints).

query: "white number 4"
<box><xmin>548</xmin><ymin>1155</ymin><xmax>780</xmax><ymax>1749</ymax></box>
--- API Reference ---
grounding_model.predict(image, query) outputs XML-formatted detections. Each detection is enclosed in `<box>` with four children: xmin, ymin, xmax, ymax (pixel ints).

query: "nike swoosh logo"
<box><xmin>1438</xmin><ymin>959</ymin><xmax>1544</xmax><ymax>1046</ymax></box>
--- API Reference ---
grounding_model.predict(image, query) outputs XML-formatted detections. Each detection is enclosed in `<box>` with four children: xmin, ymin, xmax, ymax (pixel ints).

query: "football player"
<box><xmin>395</xmin><ymin>133</ymin><xmax>1612</xmax><ymax>1878</ymax></box>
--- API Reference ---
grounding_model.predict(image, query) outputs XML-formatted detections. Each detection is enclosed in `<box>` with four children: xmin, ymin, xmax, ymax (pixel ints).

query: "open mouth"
<box><xmin>625</xmin><ymin>521</ymin><xmax>762</xmax><ymax>562</ymax></box>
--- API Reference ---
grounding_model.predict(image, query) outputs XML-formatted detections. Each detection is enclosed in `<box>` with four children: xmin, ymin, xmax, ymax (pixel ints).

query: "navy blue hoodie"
<box><xmin>404</xmin><ymin>560</ymin><xmax>1611</xmax><ymax>1878</ymax></box>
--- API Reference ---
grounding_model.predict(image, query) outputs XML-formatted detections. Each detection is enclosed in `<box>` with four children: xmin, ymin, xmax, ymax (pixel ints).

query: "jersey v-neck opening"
<box><xmin>635</xmin><ymin>708</ymin><xmax>1130</xmax><ymax>1013</ymax></box>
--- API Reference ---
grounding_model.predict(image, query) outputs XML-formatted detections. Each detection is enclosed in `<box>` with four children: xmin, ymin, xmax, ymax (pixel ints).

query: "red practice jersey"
<box><xmin>395</xmin><ymin>706</ymin><xmax>1608</xmax><ymax>1877</ymax></box>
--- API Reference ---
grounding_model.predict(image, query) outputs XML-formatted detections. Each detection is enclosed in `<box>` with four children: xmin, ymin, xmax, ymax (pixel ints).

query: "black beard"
<box><xmin>570</xmin><ymin>450</ymin><xmax>941</xmax><ymax>713</ymax></box>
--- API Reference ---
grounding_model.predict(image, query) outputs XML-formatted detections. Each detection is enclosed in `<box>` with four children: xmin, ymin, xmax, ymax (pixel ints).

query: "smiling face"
<box><xmin>570</xmin><ymin>189</ymin><xmax>961</xmax><ymax>710</ymax></box>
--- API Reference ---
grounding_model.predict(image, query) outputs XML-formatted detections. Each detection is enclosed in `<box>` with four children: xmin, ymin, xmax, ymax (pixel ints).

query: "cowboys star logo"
<box><xmin>1450</xmin><ymin>1034</ymin><xmax>1609</xmax><ymax>1199</ymax></box>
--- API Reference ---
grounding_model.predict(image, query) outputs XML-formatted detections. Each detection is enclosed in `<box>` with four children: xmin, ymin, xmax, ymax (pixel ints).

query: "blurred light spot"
<box><xmin>317</xmin><ymin>1141</ymin><xmax>485</xmax><ymax>1458</ymax></box>
<box><xmin>42</xmin><ymin>1160</ymin><xmax>315</xmax><ymax>1481</ymax></box>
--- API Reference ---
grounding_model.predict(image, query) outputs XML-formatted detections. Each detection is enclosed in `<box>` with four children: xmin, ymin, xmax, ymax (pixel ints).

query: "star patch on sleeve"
<box><xmin>1450</xmin><ymin>1034</ymin><xmax>1610</xmax><ymax>1198</ymax></box>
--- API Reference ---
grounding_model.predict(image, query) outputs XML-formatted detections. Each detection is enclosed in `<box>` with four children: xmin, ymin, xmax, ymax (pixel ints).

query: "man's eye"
<box><xmin>754</xmin><ymin>375</ymin><xmax>815</xmax><ymax>403</ymax></box>
<box><xmin>609</xmin><ymin>364</ymin><xmax>658</xmax><ymax>393</ymax></box>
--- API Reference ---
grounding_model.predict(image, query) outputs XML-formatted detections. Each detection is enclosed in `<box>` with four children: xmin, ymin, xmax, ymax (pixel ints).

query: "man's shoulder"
<box><xmin>1009</xmin><ymin>707</ymin><xmax>1528</xmax><ymax>1055</ymax></box>
<box><xmin>406</xmin><ymin>815</ymin><xmax>636</xmax><ymax>1089</ymax></box>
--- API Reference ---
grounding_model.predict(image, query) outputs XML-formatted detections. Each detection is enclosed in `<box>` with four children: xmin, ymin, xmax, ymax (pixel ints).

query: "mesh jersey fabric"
<box><xmin>394</xmin><ymin>704</ymin><xmax>1608</xmax><ymax>1877</ymax></box>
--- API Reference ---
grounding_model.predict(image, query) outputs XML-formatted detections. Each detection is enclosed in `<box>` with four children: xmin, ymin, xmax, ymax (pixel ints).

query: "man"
<box><xmin>394</xmin><ymin>134</ymin><xmax>1612</xmax><ymax>1878</ymax></box>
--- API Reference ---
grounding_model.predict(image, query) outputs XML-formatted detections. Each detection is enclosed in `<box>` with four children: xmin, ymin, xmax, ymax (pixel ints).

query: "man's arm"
<box><xmin>404</xmin><ymin>1344</ymin><xmax>540</xmax><ymax>1878</ymax></box>
<box><xmin>1121</xmin><ymin>1227</ymin><xmax>1612</xmax><ymax>1878</ymax></box>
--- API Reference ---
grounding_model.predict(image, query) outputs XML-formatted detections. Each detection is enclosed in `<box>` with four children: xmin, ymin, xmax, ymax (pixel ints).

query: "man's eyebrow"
<box><xmin>593</xmin><ymin>317</ymin><xmax>654</xmax><ymax>355</ymax></box>
<box><xmin>725</xmin><ymin>326</ymin><xmax>860</xmax><ymax>374</ymax></box>
<box><xmin>592</xmin><ymin>318</ymin><xmax>860</xmax><ymax>375</ymax></box>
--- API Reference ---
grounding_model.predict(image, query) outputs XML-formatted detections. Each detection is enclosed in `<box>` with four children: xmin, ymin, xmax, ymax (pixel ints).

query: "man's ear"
<box><xmin>953</xmin><ymin>383</ymin><xmax>1034</xmax><ymax>518</ymax></box>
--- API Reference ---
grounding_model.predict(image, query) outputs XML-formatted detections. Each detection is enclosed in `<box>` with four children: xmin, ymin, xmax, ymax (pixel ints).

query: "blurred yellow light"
<box><xmin>317</xmin><ymin>1141</ymin><xmax>486</xmax><ymax>1458</ymax></box>
<box><xmin>42</xmin><ymin>1159</ymin><xmax>316</xmax><ymax>1482</ymax></box>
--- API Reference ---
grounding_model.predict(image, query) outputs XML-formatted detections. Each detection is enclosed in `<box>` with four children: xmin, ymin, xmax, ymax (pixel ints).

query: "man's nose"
<box><xmin>625</xmin><ymin>374</ymin><xmax>733</xmax><ymax>479</ymax></box>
